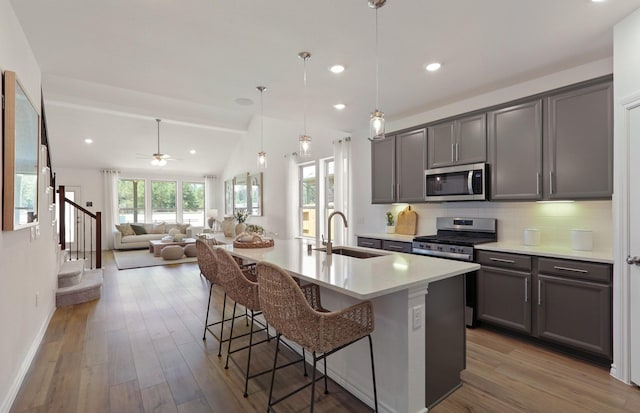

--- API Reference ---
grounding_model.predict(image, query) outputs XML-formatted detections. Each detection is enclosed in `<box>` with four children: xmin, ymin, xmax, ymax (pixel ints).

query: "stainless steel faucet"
<box><xmin>326</xmin><ymin>211</ymin><xmax>348</xmax><ymax>255</ymax></box>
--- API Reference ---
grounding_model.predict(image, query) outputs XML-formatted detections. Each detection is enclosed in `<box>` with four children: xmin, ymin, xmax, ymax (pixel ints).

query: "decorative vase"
<box><xmin>222</xmin><ymin>217</ymin><xmax>235</xmax><ymax>237</ymax></box>
<box><xmin>386</xmin><ymin>225</ymin><xmax>395</xmax><ymax>234</ymax></box>
<box><xmin>235</xmin><ymin>222</ymin><xmax>247</xmax><ymax>235</ymax></box>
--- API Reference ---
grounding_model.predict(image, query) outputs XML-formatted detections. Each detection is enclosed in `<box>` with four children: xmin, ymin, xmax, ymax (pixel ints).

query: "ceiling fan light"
<box><xmin>370</xmin><ymin>110</ymin><xmax>385</xmax><ymax>141</ymax></box>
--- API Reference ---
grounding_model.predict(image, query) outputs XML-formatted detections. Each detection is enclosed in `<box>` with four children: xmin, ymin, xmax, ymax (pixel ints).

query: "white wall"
<box><xmin>352</xmin><ymin>58</ymin><xmax>614</xmax><ymax>250</ymax></box>
<box><xmin>0</xmin><ymin>1</ymin><xmax>58</xmax><ymax>412</ymax></box>
<box><xmin>611</xmin><ymin>6</ymin><xmax>640</xmax><ymax>383</ymax></box>
<box><xmin>222</xmin><ymin>113</ymin><xmax>348</xmax><ymax>239</ymax></box>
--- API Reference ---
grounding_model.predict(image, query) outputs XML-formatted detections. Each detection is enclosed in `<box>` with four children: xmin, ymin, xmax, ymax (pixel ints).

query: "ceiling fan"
<box><xmin>137</xmin><ymin>118</ymin><xmax>178</xmax><ymax>166</ymax></box>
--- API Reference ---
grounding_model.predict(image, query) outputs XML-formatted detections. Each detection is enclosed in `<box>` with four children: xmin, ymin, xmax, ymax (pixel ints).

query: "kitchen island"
<box><xmin>218</xmin><ymin>238</ymin><xmax>479</xmax><ymax>413</ymax></box>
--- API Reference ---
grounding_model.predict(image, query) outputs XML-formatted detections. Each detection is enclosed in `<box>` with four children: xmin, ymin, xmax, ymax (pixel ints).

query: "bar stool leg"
<box><xmin>202</xmin><ymin>284</ymin><xmax>214</xmax><ymax>340</ymax></box>
<box><xmin>323</xmin><ymin>356</ymin><xmax>328</xmax><ymax>394</ymax></box>
<box><xmin>368</xmin><ymin>335</ymin><xmax>378</xmax><ymax>412</ymax></box>
<box><xmin>218</xmin><ymin>293</ymin><xmax>228</xmax><ymax>357</ymax></box>
<box><xmin>310</xmin><ymin>352</ymin><xmax>318</xmax><ymax>413</ymax></box>
<box><xmin>302</xmin><ymin>348</ymin><xmax>308</xmax><ymax>376</ymax></box>
<box><xmin>225</xmin><ymin>302</ymin><xmax>238</xmax><ymax>369</ymax></box>
<box><xmin>268</xmin><ymin>333</ymin><xmax>282</xmax><ymax>411</ymax></box>
<box><xmin>243</xmin><ymin>310</ymin><xmax>255</xmax><ymax>397</ymax></box>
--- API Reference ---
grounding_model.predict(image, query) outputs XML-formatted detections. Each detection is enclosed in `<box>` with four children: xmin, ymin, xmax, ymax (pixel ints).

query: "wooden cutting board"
<box><xmin>396</xmin><ymin>206</ymin><xmax>418</xmax><ymax>235</ymax></box>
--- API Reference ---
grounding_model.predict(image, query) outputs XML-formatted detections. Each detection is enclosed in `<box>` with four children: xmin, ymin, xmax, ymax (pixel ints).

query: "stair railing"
<box><xmin>58</xmin><ymin>185</ymin><xmax>102</xmax><ymax>269</ymax></box>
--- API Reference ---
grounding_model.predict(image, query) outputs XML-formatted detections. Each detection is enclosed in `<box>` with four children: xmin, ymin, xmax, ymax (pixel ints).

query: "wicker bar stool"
<box><xmin>213</xmin><ymin>247</ymin><xmax>273</xmax><ymax>398</ymax></box>
<box><xmin>196</xmin><ymin>239</ymin><xmax>251</xmax><ymax>357</ymax></box>
<box><xmin>256</xmin><ymin>261</ymin><xmax>378</xmax><ymax>413</ymax></box>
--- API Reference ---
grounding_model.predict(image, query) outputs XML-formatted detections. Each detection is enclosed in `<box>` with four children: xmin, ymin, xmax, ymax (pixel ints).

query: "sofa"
<box><xmin>113</xmin><ymin>222</ymin><xmax>201</xmax><ymax>250</ymax></box>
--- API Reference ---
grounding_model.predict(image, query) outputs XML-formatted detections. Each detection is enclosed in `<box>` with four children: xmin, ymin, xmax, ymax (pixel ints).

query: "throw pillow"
<box><xmin>130</xmin><ymin>224</ymin><xmax>147</xmax><ymax>235</ymax></box>
<box><xmin>115</xmin><ymin>224</ymin><xmax>135</xmax><ymax>236</ymax></box>
<box><xmin>168</xmin><ymin>228</ymin><xmax>181</xmax><ymax>237</ymax></box>
<box><xmin>176</xmin><ymin>223</ymin><xmax>189</xmax><ymax>234</ymax></box>
<box><xmin>151</xmin><ymin>222</ymin><xmax>166</xmax><ymax>234</ymax></box>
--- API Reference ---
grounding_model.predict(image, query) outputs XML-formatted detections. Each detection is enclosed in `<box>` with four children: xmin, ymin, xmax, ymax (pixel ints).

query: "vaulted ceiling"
<box><xmin>10</xmin><ymin>0</ymin><xmax>640</xmax><ymax>175</ymax></box>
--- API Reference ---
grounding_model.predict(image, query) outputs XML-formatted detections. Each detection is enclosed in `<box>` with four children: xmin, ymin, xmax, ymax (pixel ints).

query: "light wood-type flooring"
<box><xmin>10</xmin><ymin>251</ymin><xmax>640</xmax><ymax>413</ymax></box>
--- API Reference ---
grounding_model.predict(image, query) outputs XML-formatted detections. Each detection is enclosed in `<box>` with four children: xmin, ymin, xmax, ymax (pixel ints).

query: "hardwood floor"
<box><xmin>10</xmin><ymin>252</ymin><xmax>640</xmax><ymax>413</ymax></box>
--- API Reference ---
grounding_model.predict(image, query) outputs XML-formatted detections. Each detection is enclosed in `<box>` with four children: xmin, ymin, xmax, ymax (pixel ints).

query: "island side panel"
<box><xmin>319</xmin><ymin>286</ymin><xmax>415</xmax><ymax>413</ymax></box>
<box><xmin>425</xmin><ymin>274</ymin><xmax>466</xmax><ymax>409</ymax></box>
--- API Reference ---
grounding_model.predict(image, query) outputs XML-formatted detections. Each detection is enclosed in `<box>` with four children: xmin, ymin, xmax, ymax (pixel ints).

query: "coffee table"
<box><xmin>149</xmin><ymin>239</ymin><xmax>196</xmax><ymax>257</ymax></box>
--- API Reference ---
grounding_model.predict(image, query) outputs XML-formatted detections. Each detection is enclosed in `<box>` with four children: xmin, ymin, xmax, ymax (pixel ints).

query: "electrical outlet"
<box><xmin>412</xmin><ymin>305</ymin><xmax>423</xmax><ymax>330</ymax></box>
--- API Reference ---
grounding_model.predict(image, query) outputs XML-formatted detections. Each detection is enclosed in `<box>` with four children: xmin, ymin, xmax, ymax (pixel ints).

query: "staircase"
<box><xmin>55</xmin><ymin>250</ymin><xmax>103</xmax><ymax>307</ymax></box>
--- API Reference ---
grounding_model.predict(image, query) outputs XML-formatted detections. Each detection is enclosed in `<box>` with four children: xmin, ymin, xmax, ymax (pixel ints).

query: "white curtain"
<box><xmin>102</xmin><ymin>169</ymin><xmax>120</xmax><ymax>249</ymax></box>
<box><xmin>286</xmin><ymin>154</ymin><xmax>299</xmax><ymax>240</ymax></box>
<box><xmin>333</xmin><ymin>137</ymin><xmax>352</xmax><ymax>245</ymax></box>
<box><xmin>204</xmin><ymin>175</ymin><xmax>217</xmax><ymax>226</ymax></box>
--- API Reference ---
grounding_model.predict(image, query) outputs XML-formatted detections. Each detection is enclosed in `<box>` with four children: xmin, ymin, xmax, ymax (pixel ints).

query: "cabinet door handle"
<box><xmin>451</xmin><ymin>143</ymin><xmax>455</xmax><ymax>162</ymax></box>
<box><xmin>489</xmin><ymin>257</ymin><xmax>515</xmax><ymax>264</ymax></box>
<box><xmin>386</xmin><ymin>244</ymin><xmax>404</xmax><ymax>250</ymax></box>
<box><xmin>538</xmin><ymin>279</ymin><xmax>542</xmax><ymax>306</ymax></box>
<box><xmin>455</xmin><ymin>143</ymin><xmax>459</xmax><ymax>162</ymax></box>
<box><xmin>549</xmin><ymin>171</ymin><xmax>554</xmax><ymax>195</ymax></box>
<box><xmin>524</xmin><ymin>278</ymin><xmax>528</xmax><ymax>303</ymax></box>
<box><xmin>553</xmin><ymin>265</ymin><xmax>588</xmax><ymax>274</ymax></box>
<box><xmin>360</xmin><ymin>241</ymin><xmax>374</xmax><ymax>247</ymax></box>
<box><xmin>536</xmin><ymin>172</ymin><xmax>540</xmax><ymax>196</ymax></box>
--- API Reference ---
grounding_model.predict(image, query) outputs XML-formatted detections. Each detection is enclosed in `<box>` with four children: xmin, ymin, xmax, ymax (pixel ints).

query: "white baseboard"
<box><xmin>0</xmin><ymin>305</ymin><xmax>55</xmax><ymax>413</ymax></box>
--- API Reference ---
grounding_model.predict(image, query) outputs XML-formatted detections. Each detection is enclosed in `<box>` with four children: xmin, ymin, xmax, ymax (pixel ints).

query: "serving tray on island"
<box><xmin>233</xmin><ymin>238</ymin><xmax>274</xmax><ymax>248</ymax></box>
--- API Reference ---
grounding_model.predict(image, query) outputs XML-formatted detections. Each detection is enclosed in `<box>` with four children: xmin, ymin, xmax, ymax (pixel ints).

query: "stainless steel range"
<box><xmin>412</xmin><ymin>217</ymin><xmax>497</xmax><ymax>327</ymax></box>
<box><xmin>412</xmin><ymin>217</ymin><xmax>497</xmax><ymax>261</ymax></box>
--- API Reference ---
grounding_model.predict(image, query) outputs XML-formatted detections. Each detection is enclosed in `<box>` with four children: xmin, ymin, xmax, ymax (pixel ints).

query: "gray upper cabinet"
<box><xmin>396</xmin><ymin>128</ymin><xmax>427</xmax><ymax>202</ymax></box>
<box><xmin>428</xmin><ymin>113</ymin><xmax>486</xmax><ymax>169</ymax></box>
<box><xmin>371</xmin><ymin>136</ymin><xmax>396</xmax><ymax>204</ymax></box>
<box><xmin>546</xmin><ymin>81</ymin><xmax>613</xmax><ymax>199</ymax></box>
<box><xmin>488</xmin><ymin>100</ymin><xmax>543</xmax><ymax>200</ymax></box>
<box><xmin>371</xmin><ymin>128</ymin><xmax>427</xmax><ymax>204</ymax></box>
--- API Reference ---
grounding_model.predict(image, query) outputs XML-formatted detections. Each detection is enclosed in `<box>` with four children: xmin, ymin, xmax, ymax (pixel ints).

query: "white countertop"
<box><xmin>356</xmin><ymin>233</ymin><xmax>415</xmax><ymax>242</ymax></box>
<box><xmin>219</xmin><ymin>238</ymin><xmax>479</xmax><ymax>300</ymax></box>
<box><xmin>476</xmin><ymin>242</ymin><xmax>613</xmax><ymax>264</ymax></box>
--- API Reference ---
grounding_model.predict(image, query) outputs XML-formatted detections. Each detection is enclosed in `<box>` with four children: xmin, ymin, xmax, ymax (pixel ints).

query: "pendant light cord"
<box><xmin>303</xmin><ymin>56</ymin><xmax>308</xmax><ymax>135</ymax></box>
<box><xmin>260</xmin><ymin>89</ymin><xmax>264</xmax><ymax>151</ymax></box>
<box><xmin>375</xmin><ymin>7</ymin><xmax>380</xmax><ymax>110</ymax></box>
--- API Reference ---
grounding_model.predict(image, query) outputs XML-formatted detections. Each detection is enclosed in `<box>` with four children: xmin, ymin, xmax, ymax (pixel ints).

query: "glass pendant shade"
<box><xmin>257</xmin><ymin>151</ymin><xmax>267</xmax><ymax>168</ymax></box>
<box><xmin>299</xmin><ymin>135</ymin><xmax>312</xmax><ymax>157</ymax></box>
<box><xmin>370</xmin><ymin>109</ymin><xmax>385</xmax><ymax>140</ymax></box>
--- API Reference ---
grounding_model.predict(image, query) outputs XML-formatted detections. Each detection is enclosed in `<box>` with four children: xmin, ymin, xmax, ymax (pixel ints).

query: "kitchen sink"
<box><xmin>315</xmin><ymin>246</ymin><xmax>384</xmax><ymax>259</ymax></box>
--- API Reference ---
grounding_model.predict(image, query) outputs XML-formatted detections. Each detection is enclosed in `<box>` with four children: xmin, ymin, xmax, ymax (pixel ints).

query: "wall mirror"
<box><xmin>233</xmin><ymin>173</ymin><xmax>248</xmax><ymax>213</ymax></box>
<box><xmin>3</xmin><ymin>71</ymin><xmax>39</xmax><ymax>231</ymax></box>
<box><xmin>248</xmin><ymin>172</ymin><xmax>263</xmax><ymax>216</ymax></box>
<box><xmin>224</xmin><ymin>179</ymin><xmax>233</xmax><ymax>216</ymax></box>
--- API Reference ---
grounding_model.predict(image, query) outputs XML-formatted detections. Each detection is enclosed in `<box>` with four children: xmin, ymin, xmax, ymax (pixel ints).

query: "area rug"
<box><xmin>113</xmin><ymin>249</ymin><xmax>197</xmax><ymax>270</ymax></box>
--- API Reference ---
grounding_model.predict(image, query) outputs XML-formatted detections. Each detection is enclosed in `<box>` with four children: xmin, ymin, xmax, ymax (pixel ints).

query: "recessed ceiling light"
<box><xmin>234</xmin><ymin>97</ymin><xmax>254</xmax><ymax>106</ymax></box>
<box><xmin>329</xmin><ymin>65</ymin><xmax>345</xmax><ymax>74</ymax></box>
<box><xmin>84</xmin><ymin>138</ymin><xmax>93</xmax><ymax>144</ymax></box>
<box><xmin>189</xmin><ymin>149</ymin><xmax>196</xmax><ymax>155</ymax></box>
<box><xmin>591</xmin><ymin>0</ymin><xmax>606</xmax><ymax>2</ymax></box>
<box><xmin>426</xmin><ymin>62</ymin><xmax>441</xmax><ymax>72</ymax></box>
<box><xmin>333</xmin><ymin>103</ymin><xmax>346</xmax><ymax>110</ymax></box>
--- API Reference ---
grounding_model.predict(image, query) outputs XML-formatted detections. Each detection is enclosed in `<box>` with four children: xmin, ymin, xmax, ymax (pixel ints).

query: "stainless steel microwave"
<box><xmin>424</xmin><ymin>163</ymin><xmax>488</xmax><ymax>202</ymax></box>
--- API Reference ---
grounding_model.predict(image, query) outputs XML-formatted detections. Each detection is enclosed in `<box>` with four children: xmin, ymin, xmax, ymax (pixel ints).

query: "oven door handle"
<box><xmin>467</xmin><ymin>170</ymin><xmax>474</xmax><ymax>195</ymax></box>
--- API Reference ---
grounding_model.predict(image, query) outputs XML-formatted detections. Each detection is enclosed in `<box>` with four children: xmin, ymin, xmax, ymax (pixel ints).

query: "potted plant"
<box><xmin>234</xmin><ymin>209</ymin><xmax>249</xmax><ymax>235</ymax></box>
<box><xmin>386</xmin><ymin>211</ymin><xmax>395</xmax><ymax>234</ymax></box>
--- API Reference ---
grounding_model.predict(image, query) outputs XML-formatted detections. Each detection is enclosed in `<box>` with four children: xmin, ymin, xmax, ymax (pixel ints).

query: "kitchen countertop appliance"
<box><xmin>412</xmin><ymin>217</ymin><xmax>497</xmax><ymax>326</ymax></box>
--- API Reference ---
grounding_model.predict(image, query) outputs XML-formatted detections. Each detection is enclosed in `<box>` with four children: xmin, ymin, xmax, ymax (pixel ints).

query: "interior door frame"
<box><xmin>612</xmin><ymin>91</ymin><xmax>640</xmax><ymax>385</ymax></box>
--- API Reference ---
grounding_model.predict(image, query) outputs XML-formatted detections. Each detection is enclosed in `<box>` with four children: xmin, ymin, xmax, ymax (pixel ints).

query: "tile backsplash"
<box><xmin>387</xmin><ymin>200</ymin><xmax>612</xmax><ymax>251</ymax></box>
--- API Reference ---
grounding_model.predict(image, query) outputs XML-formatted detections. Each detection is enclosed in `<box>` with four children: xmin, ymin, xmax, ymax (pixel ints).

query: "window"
<box><xmin>151</xmin><ymin>180</ymin><xmax>177</xmax><ymax>223</ymax></box>
<box><xmin>118</xmin><ymin>179</ymin><xmax>145</xmax><ymax>223</ymax></box>
<box><xmin>299</xmin><ymin>164</ymin><xmax>317</xmax><ymax>237</ymax></box>
<box><xmin>182</xmin><ymin>181</ymin><xmax>205</xmax><ymax>226</ymax></box>
<box><xmin>324</xmin><ymin>159</ymin><xmax>335</xmax><ymax>234</ymax></box>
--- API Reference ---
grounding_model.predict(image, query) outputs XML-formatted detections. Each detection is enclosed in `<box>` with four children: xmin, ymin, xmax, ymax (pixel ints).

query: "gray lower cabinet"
<box><xmin>477</xmin><ymin>251</ymin><xmax>613</xmax><ymax>360</ymax></box>
<box><xmin>477</xmin><ymin>251</ymin><xmax>532</xmax><ymax>334</ymax></box>
<box><xmin>535</xmin><ymin>258</ymin><xmax>612</xmax><ymax>358</ymax></box>
<box><xmin>382</xmin><ymin>240</ymin><xmax>412</xmax><ymax>253</ymax></box>
<box><xmin>371</xmin><ymin>128</ymin><xmax>427</xmax><ymax>204</ymax></box>
<box><xmin>546</xmin><ymin>80</ymin><xmax>613</xmax><ymax>199</ymax></box>
<box><xmin>356</xmin><ymin>237</ymin><xmax>382</xmax><ymax>249</ymax></box>
<box><xmin>488</xmin><ymin>99</ymin><xmax>543</xmax><ymax>200</ymax></box>
<box><xmin>427</xmin><ymin>113</ymin><xmax>486</xmax><ymax>169</ymax></box>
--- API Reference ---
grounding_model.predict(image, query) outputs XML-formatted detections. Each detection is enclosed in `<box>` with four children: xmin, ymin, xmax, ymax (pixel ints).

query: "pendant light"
<box><xmin>368</xmin><ymin>0</ymin><xmax>386</xmax><ymax>141</ymax></box>
<box><xmin>256</xmin><ymin>86</ymin><xmax>267</xmax><ymax>169</ymax></box>
<box><xmin>298</xmin><ymin>51</ymin><xmax>312</xmax><ymax>157</ymax></box>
